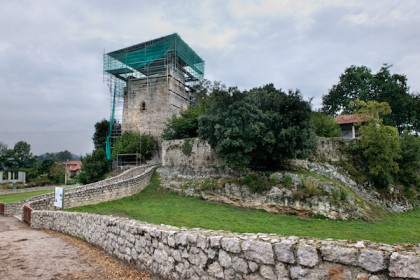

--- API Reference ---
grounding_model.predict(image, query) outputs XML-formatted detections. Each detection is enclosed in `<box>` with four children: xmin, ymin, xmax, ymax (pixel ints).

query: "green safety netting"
<box><xmin>104</xmin><ymin>33</ymin><xmax>204</xmax><ymax>80</ymax></box>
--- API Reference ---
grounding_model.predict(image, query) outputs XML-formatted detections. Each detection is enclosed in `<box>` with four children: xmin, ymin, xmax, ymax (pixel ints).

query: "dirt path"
<box><xmin>0</xmin><ymin>216</ymin><xmax>152</xmax><ymax>280</ymax></box>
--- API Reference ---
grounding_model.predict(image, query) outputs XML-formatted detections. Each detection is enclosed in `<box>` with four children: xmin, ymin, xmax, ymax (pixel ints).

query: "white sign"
<box><xmin>54</xmin><ymin>187</ymin><xmax>64</xmax><ymax>208</ymax></box>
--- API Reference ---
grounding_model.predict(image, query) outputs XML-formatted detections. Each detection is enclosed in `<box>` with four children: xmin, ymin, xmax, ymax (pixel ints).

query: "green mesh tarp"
<box><xmin>104</xmin><ymin>33</ymin><xmax>204</xmax><ymax>80</ymax></box>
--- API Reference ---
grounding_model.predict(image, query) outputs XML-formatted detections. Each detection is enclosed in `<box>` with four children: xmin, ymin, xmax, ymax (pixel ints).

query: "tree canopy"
<box><xmin>355</xmin><ymin>101</ymin><xmax>401</xmax><ymax>187</ymax></box>
<box><xmin>164</xmin><ymin>83</ymin><xmax>316</xmax><ymax>169</ymax></box>
<box><xmin>0</xmin><ymin>141</ymin><xmax>36</xmax><ymax>170</ymax></box>
<box><xmin>112</xmin><ymin>132</ymin><xmax>157</xmax><ymax>162</ymax></box>
<box><xmin>310</xmin><ymin>112</ymin><xmax>341</xmax><ymax>137</ymax></box>
<box><xmin>322</xmin><ymin>64</ymin><xmax>419</xmax><ymax>132</ymax></box>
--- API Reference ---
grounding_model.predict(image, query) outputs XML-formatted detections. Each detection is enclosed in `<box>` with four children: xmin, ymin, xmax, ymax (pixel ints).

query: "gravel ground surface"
<box><xmin>0</xmin><ymin>216</ymin><xmax>153</xmax><ymax>280</ymax></box>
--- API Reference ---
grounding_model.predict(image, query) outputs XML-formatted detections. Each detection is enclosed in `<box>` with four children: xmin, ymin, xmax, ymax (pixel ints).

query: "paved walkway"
<box><xmin>0</xmin><ymin>216</ymin><xmax>151</xmax><ymax>280</ymax></box>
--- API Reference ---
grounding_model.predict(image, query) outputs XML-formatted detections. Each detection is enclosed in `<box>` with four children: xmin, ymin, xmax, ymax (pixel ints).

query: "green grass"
<box><xmin>0</xmin><ymin>190</ymin><xmax>53</xmax><ymax>203</ymax></box>
<box><xmin>67</xmin><ymin>172</ymin><xmax>420</xmax><ymax>244</ymax></box>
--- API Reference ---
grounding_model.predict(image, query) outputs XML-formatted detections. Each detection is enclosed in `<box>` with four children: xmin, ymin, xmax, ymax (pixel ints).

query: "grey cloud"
<box><xmin>0</xmin><ymin>0</ymin><xmax>419</xmax><ymax>155</ymax></box>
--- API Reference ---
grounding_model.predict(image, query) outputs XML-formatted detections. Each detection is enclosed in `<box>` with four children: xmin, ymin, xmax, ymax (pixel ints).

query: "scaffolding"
<box><xmin>103</xmin><ymin>33</ymin><xmax>205</xmax><ymax>160</ymax></box>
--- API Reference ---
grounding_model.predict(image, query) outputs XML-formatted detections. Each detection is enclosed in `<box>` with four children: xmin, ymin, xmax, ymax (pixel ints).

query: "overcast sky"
<box><xmin>0</xmin><ymin>0</ymin><xmax>419</xmax><ymax>156</ymax></box>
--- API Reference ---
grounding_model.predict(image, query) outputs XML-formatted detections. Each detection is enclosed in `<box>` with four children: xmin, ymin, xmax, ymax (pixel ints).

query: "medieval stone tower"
<box><xmin>103</xmin><ymin>33</ymin><xmax>205</xmax><ymax>160</ymax></box>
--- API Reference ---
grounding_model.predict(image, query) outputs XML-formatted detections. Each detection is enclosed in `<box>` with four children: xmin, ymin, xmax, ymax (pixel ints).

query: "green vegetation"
<box><xmin>0</xmin><ymin>190</ymin><xmax>53</xmax><ymax>203</ymax></box>
<box><xmin>322</xmin><ymin>64</ymin><xmax>420</xmax><ymax>132</ymax></box>
<box><xmin>310</xmin><ymin>111</ymin><xmax>341</xmax><ymax>137</ymax></box>
<box><xmin>164</xmin><ymin>84</ymin><xmax>316</xmax><ymax>170</ymax></box>
<box><xmin>78</xmin><ymin>149</ymin><xmax>110</xmax><ymax>184</ymax></box>
<box><xmin>112</xmin><ymin>131</ymin><xmax>157</xmax><ymax>161</ymax></box>
<box><xmin>181</xmin><ymin>138</ymin><xmax>194</xmax><ymax>156</ymax></box>
<box><xmin>67</xmin><ymin>173</ymin><xmax>420</xmax><ymax>244</ymax></box>
<box><xmin>0</xmin><ymin>140</ymin><xmax>68</xmax><ymax>186</ymax></box>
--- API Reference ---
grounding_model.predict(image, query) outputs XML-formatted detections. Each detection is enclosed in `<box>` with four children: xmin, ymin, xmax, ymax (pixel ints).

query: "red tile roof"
<box><xmin>62</xmin><ymin>161</ymin><xmax>82</xmax><ymax>171</ymax></box>
<box><xmin>335</xmin><ymin>114</ymin><xmax>371</xmax><ymax>124</ymax></box>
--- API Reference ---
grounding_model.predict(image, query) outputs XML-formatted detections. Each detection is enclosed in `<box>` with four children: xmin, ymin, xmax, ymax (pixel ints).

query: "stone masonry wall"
<box><xmin>162</xmin><ymin>137</ymin><xmax>355</xmax><ymax>171</ymax></box>
<box><xmin>123</xmin><ymin>72</ymin><xmax>189</xmax><ymax>139</ymax></box>
<box><xmin>312</xmin><ymin>137</ymin><xmax>356</xmax><ymax>162</ymax></box>
<box><xmin>31</xmin><ymin>211</ymin><xmax>420</xmax><ymax>280</ymax></box>
<box><xmin>162</xmin><ymin>138</ymin><xmax>223</xmax><ymax>171</ymax></box>
<box><xmin>1</xmin><ymin>165</ymin><xmax>155</xmax><ymax>217</ymax></box>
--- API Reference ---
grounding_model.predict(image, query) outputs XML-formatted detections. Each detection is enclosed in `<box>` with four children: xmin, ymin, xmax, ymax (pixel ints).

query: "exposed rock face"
<box><xmin>31</xmin><ymin>211</ymin><xmax>420</xmax><ymax>280</ymax></box>
<box><xmin>160</xmin><ymin>138</ymin><xmax>414</xmax><ymax>216</ymax></box>
<box><xmin>157</xmin><ymin>166</ymin><xmax>375</xmax><ymax>220</ymax></box>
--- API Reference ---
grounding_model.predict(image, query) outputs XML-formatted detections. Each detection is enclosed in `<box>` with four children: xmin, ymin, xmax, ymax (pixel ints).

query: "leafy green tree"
<box><xmin>163</xmin><ymin>105</ymin><xmax>204</xmax><ymax>140</ymax></box>
<box><xmin>78</xmin><ymin>149</ymin><xmax>110</xmax><ymax>184</ymax></box>
<box><xmin>55</xmin><ymin>150</ymin><xmax>73</xmax><ymax>161</ymax></box>
<box><xmin>11</xmin><ymin>141</ymin><xmax>36</xmax><ymax>169</ymax></box>
<box><xmin>310</xmin><ymin>112</ymin><xmax>341</xmax><ymax>137</ymax></box>
<box><xmin>356</xmin><ymin>101</ymin><xmax>401</xmax><ymax>187</ymax></box>
<box><xmin>322</xmin><ymin>64</ymin><xmax>419</xmax><ymax>132</ymax></box>
<box><xmin>322</xmin><ymin>65</ymin><xmax>373</xmax><ymax>115</ymax></box>
<box><xmin>397</xmin><ymin>132</ymin><xmax>420</xmax><ymax>189</ymax></box>
<box><xmin>0</xmin><ymin>142</ymin><xmax>8</xmax><ymax>170</ymax></box>
<box><xmin>199</xmin><ymin>84</ymin><xmax>316</xmax><ymax>169</ymax></box>
<box><xmin>93</xmin><ymin>119</ymin><xmax>110</xmax><ymax>150</ymax></box>
<box><xmin>112</xmin><ymin>132</ymin><xmax>157</xmax><ymax>161</ymax></box>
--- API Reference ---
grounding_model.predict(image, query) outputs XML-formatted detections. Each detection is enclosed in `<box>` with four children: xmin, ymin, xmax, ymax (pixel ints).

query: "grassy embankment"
<box><xmin>0</xmin><ymin>190</ymin><xmax>53</xmax><ymax>203</ymax></box>
<box><xmin>67</xmin><ymin>172</ymin><xmax>419</xmax><ymax>244</ymax></box>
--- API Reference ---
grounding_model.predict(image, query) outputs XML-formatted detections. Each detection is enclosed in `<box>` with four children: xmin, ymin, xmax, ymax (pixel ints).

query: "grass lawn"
<box><xmin>0</xmin><ymin>190</ymin><xmax>53</xmax><ymax>203</ymax></box>
<box><xmin>67</xmin><ymin>172</ymin><xmax>420</xmax><ymax>244</ymax></box>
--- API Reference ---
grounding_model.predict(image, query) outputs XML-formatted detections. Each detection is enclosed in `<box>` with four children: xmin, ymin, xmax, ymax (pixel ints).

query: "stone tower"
<box><xmin>103</xmin><ymin>33</ymin><xmax>205</xmax><ymax>159</ymax></box>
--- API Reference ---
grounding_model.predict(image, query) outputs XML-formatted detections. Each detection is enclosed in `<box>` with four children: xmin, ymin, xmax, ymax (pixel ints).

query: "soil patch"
<box><xmin>0</xmin><ymin>216</ymin><xmax>154</xmax><ymax>280</ymax></box>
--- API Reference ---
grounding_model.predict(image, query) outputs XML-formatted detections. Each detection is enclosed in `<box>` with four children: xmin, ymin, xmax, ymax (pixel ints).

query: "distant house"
<box><xmin>335</xmin><ymin>114</ymin><xmax>370</xmax><ymax>139</ymax></box>
<box><xmin>62</xmin><ymin>161</ymin><xmax>82</xmax><ymax>178</ymax></box>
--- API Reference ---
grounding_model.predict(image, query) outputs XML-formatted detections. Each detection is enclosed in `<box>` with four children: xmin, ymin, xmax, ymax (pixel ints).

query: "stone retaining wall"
<box><xmin>162</xmin><ymin>138</ymin><xmax>223</xmax><ymax>171</ymax></box>
<box><xmin>1</xmin><ymin>165</ymin><xmax>155</xmax><ymax>217</ymax></box>
<box><xmin>31</xmin><ymin>211</ymin><xmax>420</xmax><ymax>280</ymax></box>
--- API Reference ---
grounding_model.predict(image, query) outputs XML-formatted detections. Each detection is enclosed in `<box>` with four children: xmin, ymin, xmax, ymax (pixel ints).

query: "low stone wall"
<box><xmin>1</xmin><ymin>165</ymin><xmax>155</xmax><ymax>217</ymax></box>
<box><xmin>31</xmin><ymin>211</ymin><xmax>420</xmax><ymax>280</ymax></box>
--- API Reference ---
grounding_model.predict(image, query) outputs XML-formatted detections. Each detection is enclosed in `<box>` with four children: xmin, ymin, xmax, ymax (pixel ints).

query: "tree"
<box><xmin>397</xmin><ymin>132</ymin><xmax>420</xmax><ymax>189</ymax></box>
<box><xmin>356</xmin><ymin>101</ymin><xmax>401</xmax><ymax>187</ymax></box>
<box><xmin>112</xmin><ymin>132</ymin><xmax>157</xmax><ymax>161</ymax></box>
<box><xmin>162</xmin><ymin>105</ymin><xmax>204</xmax><ymax>140</ymax></box>
<box><xmin>78</xmin><ymin>149</ymin><xmax>110</xmax><ymax>184</ymax></box>
<box><xmin>310</xmin><ymin>112</ymin><xmax>341</xmax><ymax>137</ymax></box>
<box><xmin>322</xmin><ymin>64</ymin><xmax>419</xmax><ymax>132</ymax></box>
<box><xmin>198</xmin><ymin>84</ymin><xmax>316</xmax><ymax>169</ymax></box>
<box><xmin>93</xmin><ymin>119</ymin><xmax>110</xmax><ymax>150</ymax></box>
<box><xmin>0</xmin><ymin>142</ymin><xmax>8</xmax><ymax>170</ymax></box>
<box><xmin>322</xmin><ymin>65</ymin><xmax>373</xmax><ymax>115</ymax></box>
<box><xmin>55</xmin><ymin>150</ymin><xmax>73</xmax><ymax>161</ymax></box>
<box><xmin>12</xmin><ymin>141</ymin><xmax>35</xmax><ymax>169</ymax></box>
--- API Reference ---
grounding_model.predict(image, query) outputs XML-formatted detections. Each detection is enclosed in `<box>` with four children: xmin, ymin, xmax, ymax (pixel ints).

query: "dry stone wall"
<box><xmin>31</xmin><ymin>211</ymin><xmax>420</xmax><ymax>280</ymax></box>
<box><xmin>1</xmin><ymin>165</ymin><xmax>155</xmax><ymax>217</ymax></box>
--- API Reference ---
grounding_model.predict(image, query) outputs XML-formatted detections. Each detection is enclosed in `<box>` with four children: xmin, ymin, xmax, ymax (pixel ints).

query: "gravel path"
<box><xmin>0</xmin><ymin>216</ymin><xmax>152</xmax><ymax>280</ymax></box>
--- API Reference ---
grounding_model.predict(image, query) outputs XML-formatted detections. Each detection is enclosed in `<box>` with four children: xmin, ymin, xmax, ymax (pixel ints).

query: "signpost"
<box><xmin>54</xmin><ymin>187</ymin><xmax>64</xmax><ymax>209</ymax></box>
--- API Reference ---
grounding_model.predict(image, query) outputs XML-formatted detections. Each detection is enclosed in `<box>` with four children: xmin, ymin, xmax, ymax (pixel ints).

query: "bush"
<box><xmin>78</xmin><ymin>149</ymin><xmax>110</xmax><ymax>184</ymax></box>
<box><xmin>281</xmin><ymin>174</ymin><xmax>293</xmax><ymax>188</ymax></box>
<box><xmin>240</xmin><ymin>174</ymin><xmax>271</xmax><ymax>194</ymax></box>
<box><xmin>310</xmin><ymin>112</ymin><xmax>341</xmax><ymax>137</ymax></box>
<box><xmin>112</xmin><ymin>132</ymin><xmax>157</xmax><ymax>161</ymax></box>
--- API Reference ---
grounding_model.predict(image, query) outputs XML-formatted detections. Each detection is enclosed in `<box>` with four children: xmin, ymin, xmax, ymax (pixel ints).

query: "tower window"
<box><xmin>141</xmin><ymin>102</ymin><xmax>146</xmax><ymax>112</ymax></box>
